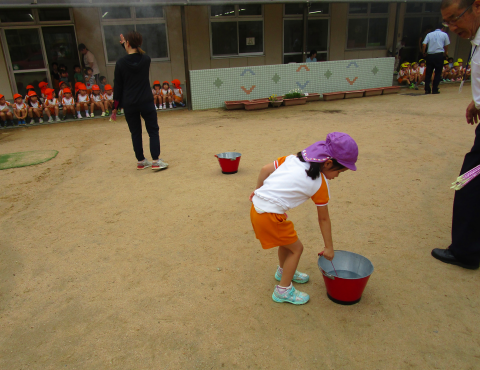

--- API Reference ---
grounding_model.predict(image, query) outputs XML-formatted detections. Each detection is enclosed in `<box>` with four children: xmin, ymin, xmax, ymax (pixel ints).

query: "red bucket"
<box><xmin>215</xmin><ymin>152</ymin><xmax>241</xmax><ymax>174</ymax></box>
<box><xmin>318</xmin><ymin>250</ymin><xmax>374</xmax><ymax>305</ymax></box>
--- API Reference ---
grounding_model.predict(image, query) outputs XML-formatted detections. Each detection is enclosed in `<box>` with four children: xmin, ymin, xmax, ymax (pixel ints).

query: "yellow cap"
<box><xmin>458</xmin><ymin>58</ymin><xmax>463</xmax><ymax>63</ymax></box>
<box><xmin>453</xmin><ymin>62</ymin><xmax>460</xmax><ymax>66</ymax></box>
<box><xmin>444</xmin><ymin>60</ymin><xmax>449</xmax><ymax>64</ymax></box>
<box><xmin>419</xmin><ymin>59</ymin><xmax>425</xmax><ymax>63</ymax></box>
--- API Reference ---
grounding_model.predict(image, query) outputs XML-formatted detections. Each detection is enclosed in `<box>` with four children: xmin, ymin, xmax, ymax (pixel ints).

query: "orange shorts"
<box><xmin>397</xmin><ymin>77</ymin><xmax>406</xmax><ymax>83</ymax></box>
<box><xmin>250</xmin><ymin>204</ymin><xmax>298</xmax><ymax>249</ymax></box>
<box><xmin>47</xmin><ymin>107</ymin><xmax>56</xmax><ymax>114</ymax></box>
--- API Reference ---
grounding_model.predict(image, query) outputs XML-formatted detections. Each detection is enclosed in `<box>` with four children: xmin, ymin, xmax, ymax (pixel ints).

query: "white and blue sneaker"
<box><xmin>274</xmin><ymin>266</ymin><xmax>309</xmax><ymax>283</ymax></box>
<box><xmin>272</xmin><ymin>285</ymin><xmax>309</xmax><ymax>305</ymax></box>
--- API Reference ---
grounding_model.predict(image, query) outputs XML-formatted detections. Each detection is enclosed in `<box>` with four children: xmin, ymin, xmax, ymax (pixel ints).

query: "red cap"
<box><xmin>63</xmin><ymin>88</ymin><xmax>72</xmax><ymax>94</ymax></box>
<box><xmin>78</xmin><ymin>83</ymin><xmax>87</xmax><ymax>90</ymax></box>
<box><xmin>13</xmin><ymin>93</ymin><xmax>22</xmax><ymax>100</ymax></box>
<box><xmin>0</xmin><ymin>94</ymin><xmax>4</xmax><ymax>99</ymax></box>
<box><xmin>28</xmin><ymin>91</ymin><xmax>37</xmax><ymax>97</ymax></box>
<box><xmin>92</xmin><ymin>85</ymin><xmax>100</xmax><ymax>91</ymax></box>
<box><xmin>39</xmin><ymin>81</ymin><xmax>48</xmax><ymax>88</ymax></box>
<box><xmin>75</xmin><ymin>82</ymin><xmax>81</xmax><ymax>87</ymax></box>
<box><xmin>163</xmin><ymin>81</ymin><xmax>169</xmax><ymax>84</ymax></box>
<box><xmin>26</xmin><ymin>85</ymin><xmax>34</xmax><ymax>89</ymax></box>
<box><xmin>104</xmin><ymin>84</ymin><xmax>112</xmax><ymax>91</ymax></box>
<box><xmin>59</xmin><ymin>81</ymin><xmax>67</xmax><ymax>86</ymax></box>
<box><xmin>171</xmin><ymin>79</ymin><xmax>181</xmax><ymax>88</ymax></box>
<box><xmin>153</xmin><ymin>80</ymin><xmax>160</xmax><ymax>85</ymax></box>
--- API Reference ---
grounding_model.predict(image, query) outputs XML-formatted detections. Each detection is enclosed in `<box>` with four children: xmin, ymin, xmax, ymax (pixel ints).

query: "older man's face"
<box><xmin>442</xmin><ymin>1</ymin><xmax>479</xmax><ymax>39</ymax></box>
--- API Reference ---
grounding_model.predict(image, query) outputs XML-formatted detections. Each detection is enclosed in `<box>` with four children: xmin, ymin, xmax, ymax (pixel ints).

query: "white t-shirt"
<box><xmin>45</xmin><ymin>98</ymin><xmax>58</xmax><ymax>107</ymax></box>
<box><xmin>77</xmin><ymin>94</ymin><xmax>89</xmax><ymax>103</ymax></box>
<box><xmin>252</xmin><ymin>155</ymin><xmax>330</xmax><ymax>214</ymax></box>
<box><xmin>91</xmin><ymin>93</ymin><xmax>103</xmax><ymax>102</ymax></box>
<box><xmin>83</xmin><ymin>50</ymin><xmax>100</xmax><ymax>75</ymax></box>
<box><xmin>15</xmin><ymin>102</ymin><xmax>27</xmax><ymax>110</ymax></box>
<box><xmin>173</xmin><ymin>87</ymin><xmax>183</xmax><ymax>97</ymax></box>
<box><xmin>104</xmin><ymin>92</ymin><xmax>113</xmax><ymax>101</ymax></box>
<box><xmin>0</xmin><ymin>101</ymin><xmax>11</xmax><ymax>111</ymax></box>
<box><xmin>62</xmin><ymin>97</ymin><xmax>74</xmax><ymax>105</ymax></box>
<box><xmin>30</xmin><ymin>101</ymin><xmax>41</xmax><ymax>109</ymax></box>
<box><xmin>419</xmin><ymin>66</ymin><xmax>426</xmax><ymax>74</ymax></box>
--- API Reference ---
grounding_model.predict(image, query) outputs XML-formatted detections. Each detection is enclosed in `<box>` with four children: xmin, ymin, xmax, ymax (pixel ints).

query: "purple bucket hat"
<box><xmin>301</xmin><ymin>132</ymin><xmax>358</xmax><ymax>171</ymax></box>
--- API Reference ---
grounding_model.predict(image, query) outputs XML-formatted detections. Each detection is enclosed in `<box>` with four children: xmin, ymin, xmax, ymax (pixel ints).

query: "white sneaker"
<box><xmin>156</xmin><ymin>106</ymin><xmax>160</xmax><ymax>110</ymax></box>
<box><xmin>101</xmin><ymin>112</ymin><xmax>106</xmax><ymax>117</ymax></box>
<box><xmin>169</xmin><ymin>104</ymin><xmax>173</xmax><ymax>109</ymax></box>
<box><xmin>88</xmin><ymin>113</ymin><xmax>93</xmax><ymax>118</ymax></box>
<box><xmin>48</xmin><ymin>117</ymin><xmax>53</xmax><ymax>123</ymax></box>
<box><xmin>77</xmin><ymin>113</ymin><xmax>82</xmax><ymax>119</ymax></box>
<box><xmin>120</xmin><ymin>109</ymin><xmax>124</xmax><ymax>114</ymax></box>
<box><xmin>152</xmin><ymin>159</ymin><xmax>169</xmax><ymax>171</ymax></box>
<box><xmin>39</xmin><ymin>118</ymin><xmax>44</xmax><ymax>124</ymax></box>
<box><xmin>55</xmin><ymin>116</ymin><xmax>61</xmax><ymax>122</ymax></box>
<box><xmin>137</xmin><ymin>159</ymin><xmax>152</xmax><ymax>170</ymax></box>
<box><xmin>159</xmin><ymin>105</ymin><xmax>163</xmax><ymax>110</ymax></box>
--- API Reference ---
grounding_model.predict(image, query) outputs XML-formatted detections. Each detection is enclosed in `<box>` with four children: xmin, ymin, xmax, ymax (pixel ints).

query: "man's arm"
<box><xmin>422</xmin><ymin>43</ymin><xmax>427</xmax><ymax>55</ymax></box>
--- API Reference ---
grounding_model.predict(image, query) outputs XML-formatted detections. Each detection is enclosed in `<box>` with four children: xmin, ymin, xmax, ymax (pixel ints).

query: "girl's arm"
<box><xmin>13</xmin><ymin>109</ymin><xmax>20</xmax><ymax>119</ymax></box>
<box><xmin>249</xmin><ymin>162</ymin><xmax>275</xmax><ymax>201</ymax></box>
<box><xmin>317</xmin><ymin>205</ymin><xmax>334</xmax><ymax>261</ymax></box>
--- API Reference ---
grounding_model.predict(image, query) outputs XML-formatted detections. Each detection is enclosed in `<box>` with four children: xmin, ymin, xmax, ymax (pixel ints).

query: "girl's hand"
<box><xmin>119</xmin><ymin>34</ymin><xmax>125</xmax><ymax>45</ymax></box>
<box><xmin>249</xmin><ymin>191</ymin><xmax>255</xmax><ymax>202</ymax></box>
<box><xmin>318</xmin><ymin>248</ymin><xmax>334</xmax><ymax>261</ymax></box>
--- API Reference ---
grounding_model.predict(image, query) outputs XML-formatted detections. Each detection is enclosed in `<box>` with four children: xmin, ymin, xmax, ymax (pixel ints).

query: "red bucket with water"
<box><xmin>318</xmin><ymin>250</ymin><xmax>374</xmax><ymax>305</ymax></box>
<box><xmin>215</xmin><ymin>152</ymin><xmax>241</xmax><ymax>174</ymax></box>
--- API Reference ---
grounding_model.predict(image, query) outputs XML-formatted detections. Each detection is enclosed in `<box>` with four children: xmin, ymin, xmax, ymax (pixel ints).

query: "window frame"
<box><xmin>0</xmin><ymin>8</ymin><xmax>73</xmax><ymax>26</ymax></box>
<box><xmin>346</xmin><ymin>2</ymin><xmax>390</xmax><ymax>50</ymax></box>
<box><xmin>209</xmin><ymin>5</ymin><xmax>264</xmax><ymax>59</ymax></box>
<box><xmin>405</xmin><ymin>2</ymin><xmax>442</xmax><ymax>14</ymax></box>
<box><xmin>282</xmin><ymin>4</ymin><xmax>330</xmax><ymax>63</ymax></box>
<box><xmin>99</xmin><ymin>6</ymin><xmax>169</xmax><ymax>64</ymax></box>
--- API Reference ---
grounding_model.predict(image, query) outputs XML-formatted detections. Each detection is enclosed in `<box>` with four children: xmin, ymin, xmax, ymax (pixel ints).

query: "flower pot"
<box><xmin>305</xmin><ymin>93</ymin><xmax>321</xmax><ymax>102</ymax></box>
<box><xmin>251</xmin><ymin>98</ymin><xmax>269</xmax><ymax>102</ymax></box>
<box><xmin>363</xmin><ymin>88</ymin><xmax>383</xmax><ymax>97</ymax></box>
<box><xmin>344</xmin><ymin>90</ymin><xmax>365</xmax><ymax>99</ymax></box>
<box><xmin>225</xmin><ymin>100</ymin><xmax>249</xmax><ymax>110</ymax></box>
<box><xmin>323</xmin><ymin>92</ymin><xmax>345</xmax><ymax>101</ymax></box>
<box><xmin>382</xmin><ymin>86</ymin><xmax>400</xmax><ymax>95</ymax></box>
<box><xmin>283</xmin><ymin>97</ymin><xmax>308</xmax><ymax>106</ymax></box>
<box><xmin>269</xmin><ymin>100</ymin><xmax>283</xmax><ymax>108</ymax></box>
<box><xmin>244</xmin><ymin>101</ymin><xmax>269</xmax><ymax>110</ymax></box>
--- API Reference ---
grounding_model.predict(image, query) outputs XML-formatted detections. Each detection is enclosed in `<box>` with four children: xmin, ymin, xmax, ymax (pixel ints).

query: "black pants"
<box><xmin>425</xmin><ymin>53</ymin><xmax>444</xmax><ymax>93</ymax></box>
<box><xmin>124</xmin><ymin>101</ymin><xmax>160</xmax><ymax>162</ymax></box>
<box><xmin>450</xmin><ymin>124</ymin><xmax>480</xmax><ymax>264</ymax></box>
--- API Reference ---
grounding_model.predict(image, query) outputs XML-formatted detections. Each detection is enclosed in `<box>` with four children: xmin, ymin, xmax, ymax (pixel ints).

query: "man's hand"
<box><xmin>466</xmin><ymin>100</ymin><xmax>480</xmax><ymax>125</ymax></box>
<box><xmin>119</xmin><ymin>34</ymin><xmax>125</xmax><ymax>45</ymax></box>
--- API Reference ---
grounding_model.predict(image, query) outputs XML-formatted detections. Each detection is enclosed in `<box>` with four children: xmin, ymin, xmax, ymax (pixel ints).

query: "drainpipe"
<box><xmin>303</xmin><ymin>3</ymin><xmax>308</xmax><ymax>63</ymax></box>
<box><xmin>181</xmin><ymin>5</ymin><xmax>192</xmax><ymax>110</ymax></box>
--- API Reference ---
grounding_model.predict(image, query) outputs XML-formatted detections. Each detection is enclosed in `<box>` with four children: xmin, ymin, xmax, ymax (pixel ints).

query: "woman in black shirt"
<box><xmin>113</xmin><ymin>31</ymin><xmax>168</xmax><ymax>171</ymax></box>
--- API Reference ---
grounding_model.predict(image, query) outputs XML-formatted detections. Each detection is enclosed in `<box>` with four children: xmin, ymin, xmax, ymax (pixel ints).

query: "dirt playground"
<box><xmin>1</xmin><ymin>84</ymin><xmax>479</xmax><ymax>369</ymax></box>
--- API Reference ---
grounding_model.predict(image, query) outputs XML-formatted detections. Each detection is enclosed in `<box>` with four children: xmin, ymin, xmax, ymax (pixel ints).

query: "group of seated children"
<box><xmin>1</xmin><ymin>78</ymin><xmax>186</xmax><ymax>127</ymax></box>
<box><xmin>398</xmin><ymin>58</ymin><xmax>471</xmax><ymax>90</ymax></box>
<box><xmin>152</xmin><ymin>80</ymin><xmax>185</xmax><ymax>110</ymax></box>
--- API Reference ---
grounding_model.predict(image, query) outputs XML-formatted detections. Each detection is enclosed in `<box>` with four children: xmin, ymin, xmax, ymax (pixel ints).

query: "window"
<box><xmin>38</xmin><ymin>8</ymin><xmax>71</xmax><ymax>22</ymax></box>
<box><xmin>100</xmin><ymin>6</ymin><xmax>169</xmax><ymax>63</ymax></box>
<box><xmin>402</xmin><ymin>3</ymin><xmax>442</xmax><ymax>63</ymax></box>
<box><xmin>347</xmin><ymin>2</ymin><xmax>389</xmax><ymax>49</ymax></box>
<box><xmin>283</xmin><ymin>4</ymin><xmax>330</xmax><ymax>63</ymax></box>
<box><xmin>0</xmin><ymin>9</ymin><xmax>34</xmax><ymax>23</ymax></box>
<box><xmin>210</xmin><ymin>5</ymin><xmax>264</xmax><ymax>57</ymax></box>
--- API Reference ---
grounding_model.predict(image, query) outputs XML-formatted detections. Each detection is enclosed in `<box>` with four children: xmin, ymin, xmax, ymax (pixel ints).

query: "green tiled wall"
<box><xmin>190</xmin><ymin>57</ymin><xmax>394</xmax><ymax>110</ymax></box>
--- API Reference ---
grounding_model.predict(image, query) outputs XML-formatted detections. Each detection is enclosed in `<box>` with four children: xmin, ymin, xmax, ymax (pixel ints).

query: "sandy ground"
<box><xmin>1</xmin><ymin>84</ymin><xmax>480</xmax><ymax>369</ymax></box>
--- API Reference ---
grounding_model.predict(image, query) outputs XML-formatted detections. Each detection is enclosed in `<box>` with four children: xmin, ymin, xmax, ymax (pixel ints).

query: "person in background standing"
<box><xmin>422</xmin><ymin>24</ymin><xmax>450</xmax><ymax>94</ymax></box>
<box><xmin>78</xmin><ymin>43</ymin><xmax>100</xmax><ymax>84</ymax></box>
<box><xmin>51</xmin><ymin>62</ymin><xmax>60</xmax><ymax>89</ymax></box>
<box><xmin>431</xmin><ymin>0</ymin><xmax>480</xmax><ymax>270</ymax></box>
<box><xmin>306</xmin><ymin>50</ymin><xmax>317</xmax><ymax>63</ymax></box>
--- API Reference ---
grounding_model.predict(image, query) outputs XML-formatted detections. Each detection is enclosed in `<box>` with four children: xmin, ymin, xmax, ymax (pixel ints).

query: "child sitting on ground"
<box><xmin>0</xmin><ymin>94</ymin><xmax>13</xmax><ymax>127</ymax></box>
<box><xmin>25</xmin><ymin>85</ymin><xmax>35</xmax><ymax>104</ymax></box>
<box><xmin>103</xmin><ymin>84</ymin><xmax>114</xmax><ymax>115</ymax></box>
<box><xmin>13</xmin><ymin>94</ymin><xmax>28</xmax><ymax>126</ymax></box>
<box><xmin>250</xmin><ymin>132</ymin><xmax>358</xmax><ymax>305</ymax></box>
<box><xmin>61</xmin><ymin>88</ymin><xmax>75</xmax><ymax>120</ymax></box>
<box><xmin>448</xmin><ymin>57</ymin><xmax>454</xmax><ymax>69</ymax></box>
<box><xmin>73</xmin><ymin>65</ymin><xmax>83</xmax><ymax>85</ymax></box>
<box><xmin>171</xmin><ymin>79</ymin><xmax>185</xmax><ymax>107</ymax></box>
<box><xmin>84</xmin><ymin>68</ymin><xmax>95</xmax><ymax>94</ymax></box>
<box><xmin>442</xmin><ymin>61</ymin><xmax>451</xmax><ymax>82</ymax></box>
<box><xmin>160</xmin><ymin>81</ymin><xmax>174</xmax><ymax>109</ymax></box>
<box><xmin>76</xmin><ymin>83</ymin><xmax>91</xmax><ymax>118</ymax></box>
<box><xmin>152</xmin><ymin>80</ymin><xmax>162</xmax><ymax>110</ymax></box>
<box><xmin>397</xmin><ymin>64</ymin><xmax>411</xmax><ymax>85</ymax></box>
<box><xmin>466</xmin><ymin>62</ymin><xmax>472</xmax><ymax>80</ymax></box>
<box><xmin>90</xmin><ymin>85</ymin><xmax>106</xmax><ymax>117</ymax></box>
<box><xmin>43</xmin><ymin>88</ymin><xmax>61</xmax><ymax>123</ymax></box>
<box><xmin>27</xmin><ymin>91</ymin><xmax>44</xmax><ymax>124</ymax></box>
<box><xmin>409</xmin><ymin>62</ymin><xmax>419</xmax><ymax>89</ymax></box>
<box><xmin>99</xmin><ymin>76</ymin><xmax>107</xmax><ymax>93</ymax></box>
<box><xmin>450</xmin><ymin>62</ymin><xmax>461</xmax><ymax>81</ymax></box>
<box><xmin>418</xmin><ymin>59</ymin><xmax>426</xmax><ymax>85</ymax></box>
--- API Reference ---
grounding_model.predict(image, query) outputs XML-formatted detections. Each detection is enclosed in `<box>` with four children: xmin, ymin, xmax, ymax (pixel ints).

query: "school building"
<box><xmin>0</xmin><ymin>0</ymin><xmax>471</xmax><ymax>102</ymax></box>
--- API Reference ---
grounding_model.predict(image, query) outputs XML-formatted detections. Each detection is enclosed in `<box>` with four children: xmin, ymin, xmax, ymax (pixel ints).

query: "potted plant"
<box><xmin>268</xmin><ymin>94</ymin><xmax>283</xmax><ymax>108</ymax></box>
<box><xmin>283</xmin><ymin>89</ymin><xmax>308</xmax><ymax>106</ymax></box>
